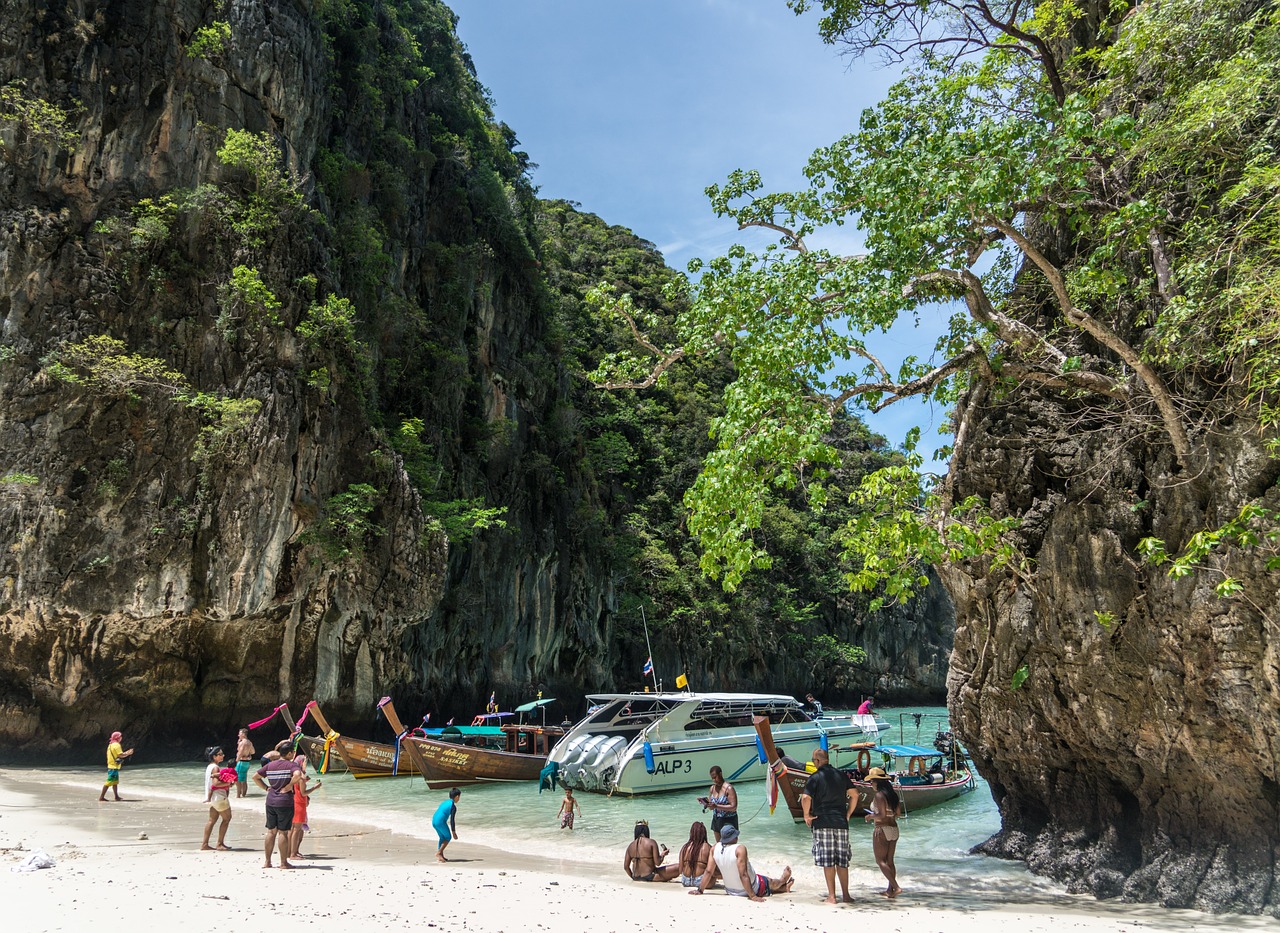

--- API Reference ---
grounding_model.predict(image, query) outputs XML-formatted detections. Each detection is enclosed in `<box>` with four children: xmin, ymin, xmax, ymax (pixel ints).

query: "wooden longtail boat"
<box><xmin>306</xmin><ymin>701</ymin><xmax>422</xmax><ymax>779</ymax></box>
<box><xmin>280</xmin><ymin>703</ymin><xmax>348</xmax><ymax>774</ymax></box>
<box><xmin>380</xmin><ymin>698</ymin><xmax>565</xmax><ymax>789</ymax></box>
<box><xmin>752</xmin><ymin>715</ymin><xmax>976</xmax><ymax>823</ymax></box>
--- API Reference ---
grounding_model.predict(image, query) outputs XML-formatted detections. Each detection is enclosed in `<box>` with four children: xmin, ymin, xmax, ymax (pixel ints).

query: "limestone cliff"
<box><xmin>0</xmin><ymin>0</ymin><xmax>953</xmax><ymax>759</ymax></box>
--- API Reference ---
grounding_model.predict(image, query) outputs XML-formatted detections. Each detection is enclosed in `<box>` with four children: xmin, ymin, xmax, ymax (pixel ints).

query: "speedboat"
<box><xmin>547</xmin><ymin>692</ymin><xmax>887</xmax><ymax>795</ymax></box>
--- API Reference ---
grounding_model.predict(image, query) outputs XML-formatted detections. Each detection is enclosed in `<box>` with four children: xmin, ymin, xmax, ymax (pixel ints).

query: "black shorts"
<box><xmin>265</xmin><ymin>804</ymin><xmax>294</xmax><ymax>831</ymax></box>
<box><xmin>711</xmin><ymin>811</ymin><xmax>739</xmax><ymax>833</ymax></box>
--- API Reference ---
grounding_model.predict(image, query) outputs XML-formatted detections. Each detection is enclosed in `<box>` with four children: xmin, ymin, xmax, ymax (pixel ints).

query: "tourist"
<box><xmin>201</xmin><ymin>746</ymin><xmax>234</xmax><ymax>851</ymax></box>
<box><xmin>623</xmin><ymin>820</ymin><xmax>677</xmax><ymax>882</ymax></box>
<box><xmin>289</xmin><ymin>754</ymin><xmax>320</xmax><ymax>859</ymax></box>
<box><xmin>805</xmin><ymin>693</ymin><xmax>824</xmax><ymax>718</ymax></box>
<box><xmin>677</xmin><ymin>820</ymin><xmax>716</xmax><ymax>889</ymax></box>
<box><xmin>433</xmin><ymin>787</ymin><xmax>461</xmax><ymax>862</ymax></box>
<box><xmin>800</xmin><ymin>747</ymin><xmax>855</xmax><ymax>904</ymax></box>
<box><xmin>864</xmin><ymin>766</ymin><xmax>902</xmax><ymax>897</ymax></box>
<box><xmin>252</xmin><ymin>739</ymin><xmax>301</xmax><ymax>869</ymax></box>
<box><xmin>98</xmin><ymin>730</ymin><xmax>134</xmax><ymax>802</ymax></box>
<box><xmin>699</xmin><ymin>765</ymin><xmax>738</xmax><ymax>842</ymax></box>
<box><xmin>856</xmin><ymin>696</ymin><xmax>876</xmax><ymax>716</ymax></box>
<box><xmin>235</xmin><ymin>727</ymin><xmax>255</xmax><ymax>798</ymax></box>
<box><xmin>692</xmin><ymin>825</ymin><xmax>793</xmax><ymax>899</ymax></box>
<box><xmin>557</xmin><ymin>786</ymin><xmax>581</xmax><ymax>830</ymax></box>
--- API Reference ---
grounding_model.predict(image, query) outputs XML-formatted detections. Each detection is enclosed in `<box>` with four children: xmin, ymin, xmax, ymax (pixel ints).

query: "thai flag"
<box><xmin>642</xmin><ymin>657</ymin><xmax>654</xmax><ymax>676</ymax></box>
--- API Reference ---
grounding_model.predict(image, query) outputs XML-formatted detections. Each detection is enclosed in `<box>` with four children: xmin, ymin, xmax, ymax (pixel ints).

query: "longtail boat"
<box><xmin>307</xmin><ymin>700</ymin><xmax>422</xmax><ymax>778</ymax></box>
<box><xmin>281</xmin><ymin>702</ymin><xmax>348</xmax><ymax>774</ymax></box>
<box><xmin>379</xmin><ymin>697</ymin><xmax>565</xmax><ymax>789</ymax></box>
<box><xmin>752</xmin><ymin>715</ymin><xmax>976</xmax><ymax>823</ymax></box>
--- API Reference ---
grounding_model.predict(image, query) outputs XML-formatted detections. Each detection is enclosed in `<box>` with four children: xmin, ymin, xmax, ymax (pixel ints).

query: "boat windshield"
<box><xmin>684</xmin><ymin>698</ymin><xmax>807</xmax><ymax>731</ymax></box>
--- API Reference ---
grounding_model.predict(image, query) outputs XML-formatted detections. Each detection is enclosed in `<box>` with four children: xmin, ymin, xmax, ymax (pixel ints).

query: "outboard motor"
<box><xmin>933</xmin><ymin>730</ymin><xmax>958</xmax><ymax>758</ymax></box>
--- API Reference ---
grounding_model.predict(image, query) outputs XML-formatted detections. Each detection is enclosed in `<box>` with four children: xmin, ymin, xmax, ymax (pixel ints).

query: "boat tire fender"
<box><xmin>908</xmin><ymin>756</ymin><xmax>925</xmax><ymax>775</ymax></box>
<box><xmin>856</xmin><ymin>749</ymin><xmax>871</xmax><ymax>771</ymax></box>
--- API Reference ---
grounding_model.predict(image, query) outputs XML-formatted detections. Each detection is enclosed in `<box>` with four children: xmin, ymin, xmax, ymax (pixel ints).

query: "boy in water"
<box><xmin>557</xmin><ymin>787</ymin><xmax>581</xmax><ymax>830</ymax></box>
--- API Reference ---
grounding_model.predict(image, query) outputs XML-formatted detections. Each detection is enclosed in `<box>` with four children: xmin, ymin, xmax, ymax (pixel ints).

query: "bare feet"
<box><xmin>436</xmin><ymin>854</ymin><xmax>448</xmax><ymax>863</ymax></box>
<box><xmin>823</xmin><ymin>895</ymin><xmax>837</xmax><ymax>905</ymax></box>
<box><xmin>779</xmin><ymin>866</ymin><xmax>795</xmax><ymax>893</ymax></box>
<box><xmin>263</xmin><ymin>862</ymin><xmax>273</xmax><ymax>869</ymax></box>
<box><xmin>279</xmin><ymin>861</ymin><xmax>294</xmax><ymax>869</ymax></box>
<box><xmin>215</xmin><ymin>844</ymin><xmax>232</xmax><ymax>851</ymax></box>
<box><xmin>842</xmin><ymin>894</ymin><xmax>856</xmax><ymax>903</ymax></box>
<box><xmin>201</xmin><ymin>845</ymin><xmax>214</xmax><ymax>851</ymax></box>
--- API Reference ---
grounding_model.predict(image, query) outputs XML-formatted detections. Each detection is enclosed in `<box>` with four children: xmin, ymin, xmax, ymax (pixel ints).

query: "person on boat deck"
<box><xmin>677</xmin><ymin>820</ymin><xmax>719</xmax><ymax>889</ymax></box>
<box><xmin>805</xmin><ymin>693</ymin><xmax>824</xmax><ymax>718</ymax></box>
<box><xmin>699</xmin><ymin>765</ymin><xmax>738</xmax><ymax>842</ymax></box>
<box><xmin>201</xmin><ymin>746</ymin><xmax>234</xmax><ymax>851</ymax></box>
<box><xmin>98</xmin><ymin>730</ymin><xmax>134</xmax><ymax>802</ymax></box>
<box><xmin>235</xmin><ymin>728</ymin><xmax>255</xmax><ymax>799</ymax></box>
<box><xmin>624</xmin><ymin>820</ymin><xmax>678</xmax><ymax>882</ymax></box>
<box><xmin>864</xmin><ymin>766</ymin><xmax>903</xmax><ymax>898</ymax></box>
<box><xmin>252</xmin><ymin>740</ymin><xmax>302</xmax><ymax>869</ymax></box>
<box><xmin>856</xmin><ymin>696</ymin><xmax>876</xmax><ymax>716</ymax></box>
<box><xmin>557</xmin><ymin>787</ymin><xmax>581</xmax><ymax>830</ymax></box>
<box><xmin>691</xmin><ymin>825</ymin><xmax>793</xmax><ymax>900</ymax></box>
<box><xmin>800</xmin><ymin>747</ymin><xmax>856</xmax><ymax>905</ymax></box>
<box><xmin>433</xmin><ymin>787</ymin><xmax>461</xmax><ymax>862</ymax></box>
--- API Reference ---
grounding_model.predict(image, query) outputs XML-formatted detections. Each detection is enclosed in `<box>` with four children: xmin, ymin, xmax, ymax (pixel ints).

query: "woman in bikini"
<box><xmin>677</xmin><ymin>820</ymin><xmax>717</xmax><ymax>889</ymax></box>
<box><xmin>701</xmin><ymin>766</ymin><xmax>738</xmax><ymax>843</ymax></box>
<box><xmin>863</xmin><ymin>766</ymin><xmax>902</xmax><ymax>897</ymax></box>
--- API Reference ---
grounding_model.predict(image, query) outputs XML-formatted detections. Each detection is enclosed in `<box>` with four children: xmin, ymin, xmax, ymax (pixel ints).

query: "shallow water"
<box><xmin>36</xmin><ymin>704</ymin><xmax>1075</xmax><ymax>901</ymax></box>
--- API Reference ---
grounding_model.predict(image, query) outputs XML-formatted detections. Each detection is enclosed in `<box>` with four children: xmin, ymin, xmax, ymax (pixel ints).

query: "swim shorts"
<box><xmin>104</xmin><ymin>769</ymin><xmax>120</xmax><ymax>786</ymax></box>
<box><xmin>711</xmin><ymin>811</ymin><xmax>738</xmax><ymax>834</ymax></box>
<box><xmin>811</xmin><ymin>826</ymin><xmax>851</xmax><ymax>868</ymax></box>
<box><xmin>235</xmin><ymin>760</ymin><xmax>252</xmax><ymax>781</ymax></box>
<box><xmin>265</xmin><ymin>804</ymin><xmax>293</xmax><ymax>831</ymax></box>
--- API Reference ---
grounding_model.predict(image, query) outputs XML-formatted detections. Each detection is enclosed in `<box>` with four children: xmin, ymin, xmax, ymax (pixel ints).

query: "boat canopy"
<box><xmin>473</xmin><ymin>712</ymin><xmax>514</xmax><ymax>720</ymax></box>
<box><xmin>515</xmin><ymin>698</ymin><xmax>556</xmax><ymax>712</ymax></box>
<box><xmin>441</xmin><ymin>725</ymin><xmax>507</xmax><ymax>737</ymax></box>
<box><xmin>584</xmin><ymin>692</ymin><xmax>796</xmax><ymax>703</ymax></box>
<box><xmin>874</xmin><ymin>744</ymin><xmax>944</xmax><ymax>758</ymax></box>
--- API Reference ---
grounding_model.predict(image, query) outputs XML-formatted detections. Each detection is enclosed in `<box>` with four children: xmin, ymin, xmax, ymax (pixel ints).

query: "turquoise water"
<box><xmin>36</xmin><ymin>705</ymin><xmax>1069</xmax><ymax>901</ymax></box>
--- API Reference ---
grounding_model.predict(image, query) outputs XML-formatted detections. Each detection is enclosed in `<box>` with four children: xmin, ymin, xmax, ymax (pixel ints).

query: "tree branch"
<box><xmin>986</xmin><ymin>216</ymin><xmax>1193</xmax><ymax>464</ymax></box>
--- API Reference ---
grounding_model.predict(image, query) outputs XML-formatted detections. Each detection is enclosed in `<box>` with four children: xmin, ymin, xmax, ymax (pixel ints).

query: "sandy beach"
<box><xmin>0</xmin><ymin>769</ymin><xmax>1270</xmax><ymax>933</ymax></box>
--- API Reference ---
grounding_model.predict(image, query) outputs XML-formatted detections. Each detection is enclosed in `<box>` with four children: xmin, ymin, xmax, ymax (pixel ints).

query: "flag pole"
<box><xmin>641</xmin><ymin>605</ymin><xmax>659</xmax><ymax>692</ymax></box>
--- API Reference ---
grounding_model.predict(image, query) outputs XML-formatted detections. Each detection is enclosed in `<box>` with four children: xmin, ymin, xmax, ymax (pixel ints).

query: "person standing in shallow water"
<box><xmin>235</xmin><ymin>728</ymin><xmax>255</xmax><ymax>798</ymax></box>
<box><xmin>433</xmin><ymin>787</ymin><xmax>460</xmax><ymax>862</ymax></box>
<box><xmin>863</xmin><ymin>766</ymin><xmax>902</xmax><ymax>897</ymax></box>
<box><xmin>98</xmin><ymin>730</ymin><xmax>134</xmax><ymax>801</ymax></box>
<box><xmin>557</xmin><ymin>787</ymin><xmax>581</xmax><ymax>830</ymax></box>
<box><xmin>700</xmin><ymin>765</ymin><xmax>738</xmax><ymax>842</ymax></box>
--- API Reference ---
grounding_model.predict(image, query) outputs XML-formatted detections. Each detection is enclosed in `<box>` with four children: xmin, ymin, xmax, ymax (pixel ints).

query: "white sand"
<box><xmin>0</xmin><ymin>770</ymin><xmax>1268</xmax><ymax>933</ymax></box>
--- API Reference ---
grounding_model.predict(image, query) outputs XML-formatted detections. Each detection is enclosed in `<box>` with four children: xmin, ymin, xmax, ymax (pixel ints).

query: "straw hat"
<box><xmin>865</xmin><ymin>766</ymin><xmax>890</xmax><ymax>781</ymax></box>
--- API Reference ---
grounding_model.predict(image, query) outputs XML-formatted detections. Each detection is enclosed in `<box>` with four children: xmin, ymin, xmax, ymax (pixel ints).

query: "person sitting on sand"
<box><xmin>202</xmin><ymin>746</ymin><xmax>234</xmax><ymax>851</ymax></box>
<box><xmin>624</xmin><ymin>820</ymin><xmax>678</xmax><ymax>882</ymax></box>
<box><xmin>433</xmin><ymin>787</ymin><xmax>461</xmax><ymax>862</ymax></box>
<box><xmin>677</xmin><ymin>820</ymin><xmax>717</xmax><ymax>889</ymax></box>
<box><xmin>557</xmin><ymin>787</ymin><xmax>581</xmax><ymax>830</ymax></box>
<box><xmin>692</xmin><ymin>825</ymin><xmax>793</xmax><ymax>900</ymax></box>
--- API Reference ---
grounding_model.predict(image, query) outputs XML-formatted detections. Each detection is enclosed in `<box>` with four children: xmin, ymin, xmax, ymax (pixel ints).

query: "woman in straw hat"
<box><xmin>863</xmin><ymin>767</ymin><xmax>902</xmax><ymax>897</ymax></box>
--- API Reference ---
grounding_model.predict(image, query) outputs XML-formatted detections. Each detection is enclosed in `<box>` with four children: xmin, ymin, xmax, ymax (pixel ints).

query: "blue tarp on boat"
<box><xmin>873</xmin><ymin>744</ymin><xmax>943</xmax><ymax>758</ymax></box>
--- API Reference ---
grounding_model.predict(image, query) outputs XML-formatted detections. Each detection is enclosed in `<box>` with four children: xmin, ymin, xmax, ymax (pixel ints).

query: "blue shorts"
<box><xmin>235</xmin><ymin>760</ymin><xmax>252</xmax><ymax>781</ymax></box>
<box><xmin>433</xmin><ymin>821</ymin><xmax>451</xmax><ymax>847</ymax></box>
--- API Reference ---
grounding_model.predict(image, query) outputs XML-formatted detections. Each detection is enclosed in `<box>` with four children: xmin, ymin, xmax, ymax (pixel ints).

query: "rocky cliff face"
<box><xmin>0</xmin><ymin>0</ymin><xmax>953</xmax><ymax>759</ymax></box>
<box><xmin>944</xmin><ymin>389</ymin><xmax>1280</xmax><ymax>913</ymax></box>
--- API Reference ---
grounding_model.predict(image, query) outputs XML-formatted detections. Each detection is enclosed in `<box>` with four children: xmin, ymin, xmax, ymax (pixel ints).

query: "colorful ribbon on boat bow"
<box><xmin>246</xmin><ymin>703</ymin><xmax>286</xmax><ymax>731</ymax></box>
<box><xmin>320</xmin><ymin>729</ymin><xmax>340</xmax><ymax>773</ymax></box>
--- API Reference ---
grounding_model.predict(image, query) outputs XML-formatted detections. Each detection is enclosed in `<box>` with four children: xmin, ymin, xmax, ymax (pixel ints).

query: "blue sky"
<box><xmin>451</xmin><ymin>0</ymin><xmax>953</xmax><ymax>463</ymax></box>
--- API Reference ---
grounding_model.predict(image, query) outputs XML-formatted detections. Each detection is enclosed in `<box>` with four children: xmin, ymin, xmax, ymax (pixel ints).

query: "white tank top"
<box><xmin>712</xmin><ymin>841</ymin><xmax>755</xmax><ymax>896</ymax></box>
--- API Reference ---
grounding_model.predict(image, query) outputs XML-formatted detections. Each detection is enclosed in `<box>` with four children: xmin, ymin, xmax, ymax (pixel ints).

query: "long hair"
<box><xmin>679</xmin><ymin>821</ymin><xmax>707</xmax><ymax>869</ymax></box>
<box><xmin>634</xmin><ymin>820</ymin><xmax>650</xmax><ymax>839</ymax></box>
<box><xmin>873</xmin><ymin>777</ymin><xmax>900</xmax><ymax>813</ymax></box>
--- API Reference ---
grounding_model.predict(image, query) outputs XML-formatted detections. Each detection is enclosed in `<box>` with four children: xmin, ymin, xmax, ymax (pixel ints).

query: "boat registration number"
<box><xmin>652</xmin><ymin>758</ymin><xmax>693</xmax><ymax>775</ymax></box>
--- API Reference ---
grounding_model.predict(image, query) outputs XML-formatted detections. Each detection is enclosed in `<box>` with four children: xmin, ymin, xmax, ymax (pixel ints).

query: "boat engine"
<box><xmin>933</xmin><ymin>730</ymin><xmax>960</xmax><ymax>758</ymax></box>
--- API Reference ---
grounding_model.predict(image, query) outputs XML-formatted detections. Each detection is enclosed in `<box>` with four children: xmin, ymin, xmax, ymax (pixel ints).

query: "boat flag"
<box><xmin>445</xmin><ymin>717</ymin><xmax>454</xmax><ymax>726</ymax></box>
<box><xmin>642</xmin><ymin>657</ymin><xmax>654</xmax><ymax>676</ymax></box>
<box><xmin>487</xmin><ymin>691</ymin><xmax>498</xmax><ymax>714</ymax></box>
<box><xmin>675</xmin><ymin>673</ymin><xmax>688</xmax><ymax>689</ymax></box>
<box><xmin>765</xmin><ymin>760</ymin><xmax>779</xmax><ymax>815</ymax></box>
